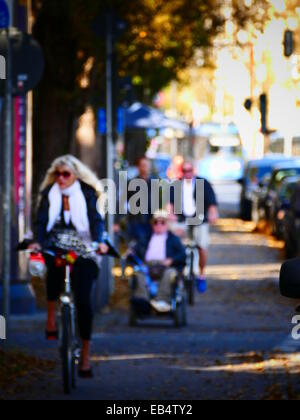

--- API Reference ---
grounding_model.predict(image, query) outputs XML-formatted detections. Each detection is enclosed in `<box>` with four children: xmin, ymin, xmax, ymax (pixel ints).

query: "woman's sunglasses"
<box><xmin>54</xmin><ymin>170</ymin><xmax>72</xmax><ymax>179</ymax></box>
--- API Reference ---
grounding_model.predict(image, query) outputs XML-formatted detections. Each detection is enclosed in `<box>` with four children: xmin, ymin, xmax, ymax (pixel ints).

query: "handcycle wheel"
<box><xmin>174</xmin><ymin>295</ymin><xmax>187</xmax><ymax>328</ymax></box>
<box><xmin>61</xmin><ymin>304</ymin><xmax>74</xmax><ymax>395</ymax></box>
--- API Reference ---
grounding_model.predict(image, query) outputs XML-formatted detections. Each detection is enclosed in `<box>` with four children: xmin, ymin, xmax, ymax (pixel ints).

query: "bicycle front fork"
<box><xmin>60</xmin><ymin>264</ymin><xmax>80</xmax><ymax>360</ymax></box>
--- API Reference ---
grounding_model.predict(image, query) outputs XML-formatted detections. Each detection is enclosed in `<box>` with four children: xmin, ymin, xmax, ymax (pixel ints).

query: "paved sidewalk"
<box><xmin>2</xmin><ymin>211</ymin><xmax>299</xmax><ymax>400</ymax></box>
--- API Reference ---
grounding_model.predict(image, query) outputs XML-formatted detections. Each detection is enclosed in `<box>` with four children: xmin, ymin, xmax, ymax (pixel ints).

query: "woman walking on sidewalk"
<box><xmin>30</xmin><ymin>155</ymin><xmax>109</xmax><ymax>378</ymax></box>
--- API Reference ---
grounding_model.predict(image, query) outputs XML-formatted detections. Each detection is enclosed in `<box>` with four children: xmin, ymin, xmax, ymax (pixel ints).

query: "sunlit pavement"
<box><xmin>6</xmin><ymin>182</ymin><xmax>300</xmax><ymax>400</ymax></box>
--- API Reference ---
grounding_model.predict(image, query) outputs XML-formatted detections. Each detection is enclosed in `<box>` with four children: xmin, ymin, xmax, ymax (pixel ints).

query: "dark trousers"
<box><xmin>45</xmin><ymin>255</ymin><xmax>99</xmax><ymax>341</ymax></box>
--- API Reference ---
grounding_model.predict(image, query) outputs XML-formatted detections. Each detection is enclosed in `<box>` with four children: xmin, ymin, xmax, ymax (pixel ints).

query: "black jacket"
<box><xmin>134</xmin><ymin>231</ymin><xmax>186</xmax><ymax>271</ymax></box>
<box><xmin>34</xmin><ymin>182</ymin><xmax>105</xmax><ymax>245</ymax></box>
<box><xmin>171</xmin><ymin>177</ymin><xmax>217</xmax><ymax>223</ymax></box>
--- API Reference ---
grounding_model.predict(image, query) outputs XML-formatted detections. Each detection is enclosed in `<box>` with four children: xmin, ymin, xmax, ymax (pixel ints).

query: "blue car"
<box><xmin>240</xmin><ymin>155</ymin><xmax>290</xmax><ymax>221</ymax></box>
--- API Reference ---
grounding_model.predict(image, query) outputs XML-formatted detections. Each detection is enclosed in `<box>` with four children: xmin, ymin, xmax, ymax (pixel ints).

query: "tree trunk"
<box><xmin>32</xmin><ymin>83</ymin><xmax>75</xmax><ymax>202</ymax></box>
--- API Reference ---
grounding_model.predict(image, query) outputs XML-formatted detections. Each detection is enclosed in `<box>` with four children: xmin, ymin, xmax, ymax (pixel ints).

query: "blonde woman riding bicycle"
<box><xmin>30</xmin><ymin>155</ymin><xmax>109</xmax><ymax>378</ymax></box>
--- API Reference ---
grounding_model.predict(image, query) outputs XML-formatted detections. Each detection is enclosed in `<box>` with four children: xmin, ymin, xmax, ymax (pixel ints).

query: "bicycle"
<box><xmin>18</xmin><ymin>235</ymin><xmax>120</xmax><ymax>395</ymax></box>
<box><xmin>54</xmin><ymin>248</ymin><xmax>82</xmax><ymax>395</ymax></box>
<box><xmin>23</xmin><ymin>245</ymin><xmax>98</xmax><ymax>395</ymax></box>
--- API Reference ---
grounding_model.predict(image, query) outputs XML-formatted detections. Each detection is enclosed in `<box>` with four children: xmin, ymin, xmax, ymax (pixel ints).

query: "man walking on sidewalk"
<box><xmin>117</xmin><ymin>156</ymin><xmax>154</xmax><ymax>243</ymax></box>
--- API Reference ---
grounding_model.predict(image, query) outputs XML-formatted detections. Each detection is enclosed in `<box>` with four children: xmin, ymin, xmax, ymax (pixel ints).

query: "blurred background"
<box><xmin>23</xmin><ymin>1</ymin><xmax>300</xmax><ymax>186</ymax></box>
<box><xmin>2</xmin><ymin>0</ymin><xmax>300</xmax><ymax>307</ymax></box>
<box><xmin>25</xmin><ymin>0</ymin><xmax>300</xmax><ymax>191</ymax></box>
<box><xmin>3</xmin><ymin>0</ymin><xmax>300</xmax><ymax>400</ymax></box>
<box><xmin>2</xmin><ymin>1</ymin><xmax>300</xmax><ymax>195</ymax></box>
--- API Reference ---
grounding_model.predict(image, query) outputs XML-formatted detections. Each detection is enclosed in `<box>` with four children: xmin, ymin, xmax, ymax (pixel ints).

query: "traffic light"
<box><xmin>259</xmin><ymin>93</ymin><xmax>268</xmax><ymax>134</ymax></box>
<box><xmin>284</xmin><ymin>30</ymin><xmax>294</xmax><ymax>58</ymax></box>
<box><xmin>244</xmin><ymin>98</ymin><xmax>253</xmax><ymax>111</ymax></box>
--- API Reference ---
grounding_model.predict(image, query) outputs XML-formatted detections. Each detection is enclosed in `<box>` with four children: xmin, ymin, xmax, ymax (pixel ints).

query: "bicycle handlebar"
<box><xmin>19</xmin><ymin>242</ymin><xmax>121</xmax><ymax>259</ymax></box>
<box><xmin>22</xmin><ymin>247</ymin><xmax>100</xmax><ymax>257</ymax></box>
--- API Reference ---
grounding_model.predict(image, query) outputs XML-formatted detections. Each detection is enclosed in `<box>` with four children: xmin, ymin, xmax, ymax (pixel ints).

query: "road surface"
<box><xmin>4</xmin><ymin>182</ymin><xmax>300</xmax><ymax>400</ymax></box>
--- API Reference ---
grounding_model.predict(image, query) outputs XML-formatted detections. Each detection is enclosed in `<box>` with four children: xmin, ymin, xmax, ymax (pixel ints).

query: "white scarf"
<box><xmin>47</xmin><ymin>180</ymin><xmax>90</xmax><ymax>235</ymax></box>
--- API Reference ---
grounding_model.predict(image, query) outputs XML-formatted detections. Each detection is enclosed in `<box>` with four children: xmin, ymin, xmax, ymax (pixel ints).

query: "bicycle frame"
<box><xmin>184</xmin><ymin>235</ymin><xmax>199</xmax><ymax>278</ymax></box>
<box><xmin>60</xmin><ymin>264</ymin><xmax>73</xmax><ymax>303</ymax></box>
<box><xmin>183</xmin><ymin>228</ymin><xmax>200</xmax><ymax>306</ymax></box>
<box><xmin>59</xmin><ymin>262</ymin><xmax>80</xmax><ymax>360</ymax></box>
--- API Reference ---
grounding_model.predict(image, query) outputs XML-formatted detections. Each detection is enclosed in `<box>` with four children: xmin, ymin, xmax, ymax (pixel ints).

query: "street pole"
<box><xmin>26</xmin><ymin>0</ymin><xmax>33</xmax><ymax>231</ymax></box>
<box><xmin>2</xmin><ymin>25</ymin><xmax>13</xmax><ymax>325</ymax></box>
<box><xmin>106</xmin><ymin>11</ymin><xmax>115</xmax><ymax>293</ymax></box>
<box><xmin>248</xmin><ymin>43</ymin><xmax>258</xmax><ymax>158</ymax></box>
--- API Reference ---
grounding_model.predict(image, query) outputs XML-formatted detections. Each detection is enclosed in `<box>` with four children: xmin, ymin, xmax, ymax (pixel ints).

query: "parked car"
<box><xmin>269</xmin><ymin>176</ymin><xmax>300</xmax><ymax>239</ymax></box>
<box><xmin>257</xmin><ymin>161</ymin><xmax>300</xmax><ymax>227</ymax></box>
<box><xmin>283</xmin><ymin>180</ymin><xmax>300</xmax><ymax>258</ymax></box>
<box><xmin>251</xmin><ymin>173</ymin><xmax>272</xmax><ymax>226</ymax></box>
<box><xmin>239</xmin><ymin>155</ymin><xmax>288</xmax><ymax>221</ymax></box>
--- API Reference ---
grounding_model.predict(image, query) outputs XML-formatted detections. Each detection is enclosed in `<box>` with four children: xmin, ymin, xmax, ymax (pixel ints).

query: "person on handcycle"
<box><xmin>131</xmin><ymin>210</ymin><xmax>186</xmax><ymax>313</ymax></box>
<box><xmin>29</xmin><ymin>155</ymin><xmax>109</xmax><ymax>378</ymax></box>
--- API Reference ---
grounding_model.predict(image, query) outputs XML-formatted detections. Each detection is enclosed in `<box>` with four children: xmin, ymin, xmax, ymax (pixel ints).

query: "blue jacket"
<box><xmin>34</xmin><ymin>182</ymin><xmax>105</xmax><ymax>245</ymax></box>
<box><xmin>134</xmin><ymin>231</ymin><xmax>186</xmax><ymax>271</ymax></box>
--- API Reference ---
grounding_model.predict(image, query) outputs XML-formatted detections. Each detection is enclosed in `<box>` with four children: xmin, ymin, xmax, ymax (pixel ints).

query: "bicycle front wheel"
<box><xmin>61</xmin><ymin>304</ymin><xmax>73</xmax><ymax>395</ymax></box>
<box><xmin>186</xmin><ymin>276</ymin><xmax>195</xmax><ymax>306</ymax></box>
